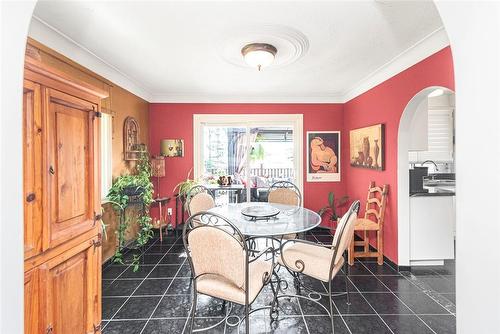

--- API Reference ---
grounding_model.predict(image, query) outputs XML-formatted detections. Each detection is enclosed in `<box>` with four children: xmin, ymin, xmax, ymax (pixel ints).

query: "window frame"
<box><xmin>193</xmin><ymin>114</ymin><xmax>304</xmax><ymax>202</ymax></box>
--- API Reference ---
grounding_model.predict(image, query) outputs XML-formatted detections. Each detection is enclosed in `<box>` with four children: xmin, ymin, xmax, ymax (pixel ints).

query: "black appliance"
<box><xmin>409</xmin><ymin>167</ymin><xmax>429</xmax><ymax>194</ymax></box>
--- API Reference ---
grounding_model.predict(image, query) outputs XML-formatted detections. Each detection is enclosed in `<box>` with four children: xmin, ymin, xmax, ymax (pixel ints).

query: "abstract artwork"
<box><xmin>349</xmin><ymin>124</ymin><xmax>385</xmax><ymax>170</ymax></box>
<box><xmin>306</xmin><ymin>131</ymin><xmax>341</xmax><ymax>182</ymax></box>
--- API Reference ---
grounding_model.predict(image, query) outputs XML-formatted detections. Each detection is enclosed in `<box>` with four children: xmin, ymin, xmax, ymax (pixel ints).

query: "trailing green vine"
<box><xmin>105</xmin><ymin>152</ymin><xmax>155</xmax><ymax>271</ymax></box>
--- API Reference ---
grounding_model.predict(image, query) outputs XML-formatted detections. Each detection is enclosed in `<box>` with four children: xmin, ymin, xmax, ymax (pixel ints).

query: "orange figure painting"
<box><xmin>307</xmin><ymin>131</ymin><xmax>340</xmax><ymax>182</ymax></box>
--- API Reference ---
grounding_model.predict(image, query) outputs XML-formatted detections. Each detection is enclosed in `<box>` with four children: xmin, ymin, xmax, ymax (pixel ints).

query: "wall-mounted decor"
<box><xmin>124</xmin><ymin>116</ymin><xmax>146</xmax><ymax>161</ymax></box>
<box><xmin>349</xmin><ymin>124</ymin><xmax>385</xmax><ymax>170</ymax></box>
<box><xmin>307</xmin><ymin>131</ymin><xmax>340</xmax><ymax>182</ymax></box>
<box><xmin>161</xmin><ymin>139</ymin><xmax>184</xmax><ymax>157</ymax></box>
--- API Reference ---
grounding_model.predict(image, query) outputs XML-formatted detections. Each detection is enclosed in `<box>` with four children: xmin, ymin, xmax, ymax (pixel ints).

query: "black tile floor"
<box><xmin>101</xmin><ymin>229</ymin><xmax>456</xmax><ymax>334</ymax></box>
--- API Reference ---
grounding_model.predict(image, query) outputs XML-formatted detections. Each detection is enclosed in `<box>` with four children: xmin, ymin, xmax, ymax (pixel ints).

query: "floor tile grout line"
<box><xmin>105</xmin><ymin>237</ymin><xmax>161</xmax><ymax>285</ymax></box>
<box><xmin>345</xmin><ymin>274</ymin><xmax>396</xmax><ymax>334</ymax></box>
<box><xmin>139</xmin><ymin>255</ymin><xmax>188</xmax><ymax>334</ymax></box>
<box><xmin>295</xmin><ymin>295</ymin><xmax>311</xmax><ymax>334</ymax></box>
<box><xmin>305</xmin><ymin>229</ymin><xmax>353</xmax><ymax>334</ymax></box>
<box><xmin>106</xmin><ymin>235</ymin><xmax>181</xmax><ymax>323</ymax></box>
<box><xmin>330</xmin><ymin>290</ymin><xmax>354</xmax><ymax>334</ymax></box>
<box><xmin>358</xmin><ymin>260</ymin><xmax>438</xmax><ymax>334</ymax></box>
<box><xmin>397</xmin><ymin>270</ymin><xmax>456</xmax><ymax>315</ymax></box>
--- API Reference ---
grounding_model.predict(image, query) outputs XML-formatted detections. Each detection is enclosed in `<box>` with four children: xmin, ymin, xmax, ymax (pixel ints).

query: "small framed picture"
<box><xmin>160</xmin><ymin>139</ymin><xmax>184</xmax><ymax>157</ymax></box>
<box><xmin>306</xmin><ymin>131</ymin><xmax>341</xmax><ymax>182</ymax></box>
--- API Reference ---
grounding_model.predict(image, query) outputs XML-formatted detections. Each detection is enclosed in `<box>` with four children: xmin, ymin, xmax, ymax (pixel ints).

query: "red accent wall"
<box><xmin>343</xmin><ymin>46</ymin><xmax>455</xmax><ymax>263</ymax></box>
<box><xmin>149</xmin><ymin>47</ymin><xmax>454</xmax><ymax>264</ymax></box>
<box><xmin>149</xmin><ymin>104</ymin><xmax>345</xmax><ymax>226</ymax></box>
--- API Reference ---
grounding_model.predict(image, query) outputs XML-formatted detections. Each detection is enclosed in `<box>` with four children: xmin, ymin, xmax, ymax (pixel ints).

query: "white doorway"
<box><xmin>397</xmin><ymin>86</ymin><xmax>455</xmax><ymax>267</ymax></box>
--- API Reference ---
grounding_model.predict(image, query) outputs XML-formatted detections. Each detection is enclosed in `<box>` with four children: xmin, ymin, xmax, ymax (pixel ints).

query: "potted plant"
<box><xmin>318</xmin><ymin>192</ymin><xmax>350</xmax><ymax>228</ymax></box>
<box><xmin>173</xmin><ymin>168</ymin><xmax>198</xmax><ymax>198</ymax></box>
<box><xmin>105</xmin><ymin>152</ymin><xmax>154</xmax><ymax>270</ymax></box>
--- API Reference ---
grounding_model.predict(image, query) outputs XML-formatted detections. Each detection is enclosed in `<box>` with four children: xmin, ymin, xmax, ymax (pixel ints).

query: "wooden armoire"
<box><xmin>23</xmin><ymin>51</ymin><xmax>107</xmax><ymax>334</ymax></box>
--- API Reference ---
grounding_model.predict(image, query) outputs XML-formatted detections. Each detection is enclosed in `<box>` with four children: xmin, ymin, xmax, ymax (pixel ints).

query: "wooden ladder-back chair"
<box><xmin>348</xmin><ymin>181</ymin><xmax>388</xmax><ymax>265</ymax></box>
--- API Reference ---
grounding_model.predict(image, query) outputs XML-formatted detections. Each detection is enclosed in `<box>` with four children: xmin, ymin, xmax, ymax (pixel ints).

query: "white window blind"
<box><xmin>415</xmin><ymin>107</ymin><xmax>454</xmax><ymax>162</ymax></box>
<box><xmin>100</xmin><ymin>113</ymin><xmax>113</xmax><ymax>199</ymax></box>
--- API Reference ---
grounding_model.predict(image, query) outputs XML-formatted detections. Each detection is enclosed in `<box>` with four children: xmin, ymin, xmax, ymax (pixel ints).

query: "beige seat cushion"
<box><xmin>268</xmin><ymin>188</ymin><xmax>300</xmax><ymax>206</ymax></box>
<box><xmin>189</xmin><ymin>226</ymin><xmax>245</xmax><ymax>288</ymax></box>
<box><xmin>189</xmin><ymin>193</ymin><xmax>215</xmax><ymax>216</ymax></box>
<box><xmin>279</xmin><ymin>242</ymin><xmax>344</xmax><ymax>282</ymax></box>
<box><xmin>196</xmin><ymin>258</ymin><xmax>273</xmax><ymax>305</ymax></box>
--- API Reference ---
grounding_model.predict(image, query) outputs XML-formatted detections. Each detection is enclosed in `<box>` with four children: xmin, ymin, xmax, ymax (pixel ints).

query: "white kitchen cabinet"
<box><xmin>410</xmin><ymin>195</ymin><xmax>455</xmax><ymax>265</ymax></box>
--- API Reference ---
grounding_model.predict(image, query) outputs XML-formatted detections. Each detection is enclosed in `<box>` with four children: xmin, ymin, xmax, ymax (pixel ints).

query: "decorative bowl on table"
<box><xmin>241</xmin><ymin>205</ymin><xmax>280</xmax><ymax>220</ymax></box>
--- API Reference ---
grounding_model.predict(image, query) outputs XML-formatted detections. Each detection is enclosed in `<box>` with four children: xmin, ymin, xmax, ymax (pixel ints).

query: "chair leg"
<box><xmin>348</xmin><ymin>235</ymin><xmax>355</xmax><ymax>265</ymax></box>
<box><xmin>344</xmin><ymin>253</ymin><xmax>351</xmax><ymax>305</ymax></box>
<box><xmin>377</xmin><ymin>229</ymin><xmax>384</xmax><ymax>265</ymax></box>
<box><xmin>329</xmin><ymin>280</ymin><xmax>335</xmax><ymax>334</ymax></box>
<box><xmin>363</xmin><ymin>231</ymin><xmax>369</xmax><ymax>253</ymax></box>
<box><xmin>189</xmin><ymin>288</ymin><xmax>197</xmax><ymax>333</ymax></box>
<box><xmin>245</xmin><ymin>304</ymin><xmax>250</xmax><ymax>334</ymax></box>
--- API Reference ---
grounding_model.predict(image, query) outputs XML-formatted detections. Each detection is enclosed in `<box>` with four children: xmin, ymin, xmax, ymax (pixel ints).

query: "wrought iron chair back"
<box><xmin>182</xmin><ymin>211</ymin><xmax>274</xmax><ymax>333</ymax></box>
<box><xmin>268</xmin><ymin>181</ymin><xmax>302</xmax><ymax>207</ymax></box>
<box><xmin>329</xmin><ymin>200</ymin><xmax>360</xmax><ymax>279</ymax></box>
<box><xmin>185</xmin><ymin>185</ymin><xmax>215</xmax><ymax>216</ymax></box>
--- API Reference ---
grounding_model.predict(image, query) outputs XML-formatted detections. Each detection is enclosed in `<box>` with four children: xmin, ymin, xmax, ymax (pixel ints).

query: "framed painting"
<box><xmin>160</xmin><ymin>139</ymin><xmax>184</xmax><ymax>157</ymax></box>
<box><xmin>349</xmin><ymin>124</ymin><xmax>385</xmax><ymax>170</ymax></box>
<box><xmin>306</xmin><ymin>131</ymin><xmax>341</xmax><ymax>182</ymax></box>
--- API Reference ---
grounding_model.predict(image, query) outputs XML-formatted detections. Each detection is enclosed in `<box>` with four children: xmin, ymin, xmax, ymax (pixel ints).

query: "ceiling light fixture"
<box><xmin>241</xmin><ymin>43</ymin><xmax>277</xmax><ymax>71</ymax></box>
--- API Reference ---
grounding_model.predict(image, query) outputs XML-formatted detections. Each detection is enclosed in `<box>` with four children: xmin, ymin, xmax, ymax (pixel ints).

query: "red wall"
<box><xmin>343</xmin><ymin>46</ymin><xmax>454</xmax><ymax>263</ymax></box>
<box><xmin>149</xmin><ymin>47</ymin><xmax>454</xmax><ymax>264</ymax></box>
<box><xmin>149</xmin><ymin>104</ymin><xmax>345</xmax><ymax>225</ymax></box>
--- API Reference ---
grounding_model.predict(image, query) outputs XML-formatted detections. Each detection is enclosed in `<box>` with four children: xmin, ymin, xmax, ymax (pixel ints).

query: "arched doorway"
<box><xmin>397</xmin><ymin>86</ymin><xmax>455</xmax><ymax>266</ymax></box>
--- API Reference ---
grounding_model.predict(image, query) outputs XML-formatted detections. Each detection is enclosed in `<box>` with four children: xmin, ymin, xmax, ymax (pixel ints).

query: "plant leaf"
<box><xmin>328</xmin><ymin>192</ymin><xmax>335</xmax><ymax>207</ymax></box>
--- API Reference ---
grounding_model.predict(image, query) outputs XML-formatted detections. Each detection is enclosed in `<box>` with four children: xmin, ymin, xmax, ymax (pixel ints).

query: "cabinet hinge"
<box><xmin>94</xmin><ymin>111</ymin><xmax>102</xmax><ymax>118</ymax></box>
<box><xmin>92</xmin><ymin>233</ymin><xmax>102</xmax><ymax>249</ymax></box>
<box><xmin>93</xmin><ymin>323</ymin><xmax>102</xmax><ymax>333</ymax></box>
<box><xmin>94</xmin><ymin>212</ymin><xmax>103</xmax><ymax>226</ymax></box>
<box><xmin>46</xmin><ymin>324</ymin><xmax>53</xmax><ymax>334</ymax></box>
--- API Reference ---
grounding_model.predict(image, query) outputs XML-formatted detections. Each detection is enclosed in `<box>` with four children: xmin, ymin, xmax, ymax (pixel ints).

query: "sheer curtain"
<box><xmin>228</xmin><ymin>130</ymin><xmax>258</xmax><ymax>176</ymax></box>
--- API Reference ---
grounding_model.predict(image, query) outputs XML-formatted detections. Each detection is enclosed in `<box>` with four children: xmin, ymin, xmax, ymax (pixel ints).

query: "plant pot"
<box><xmin>123</xmin><ymin>186</ymin><xmax>145</xmax><ymax>196</ymax></box>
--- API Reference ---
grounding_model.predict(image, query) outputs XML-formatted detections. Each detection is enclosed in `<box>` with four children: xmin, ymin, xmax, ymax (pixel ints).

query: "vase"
<box><xmin>374</xmin><ymin>139</ymin><xmax>380</xmax><ymax>169</ymax></box>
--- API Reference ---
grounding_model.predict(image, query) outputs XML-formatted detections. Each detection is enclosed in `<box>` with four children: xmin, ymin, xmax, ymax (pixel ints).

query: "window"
<box><xmin>194</xmin><ymin>114</ymin><xmax>303</xmax><ymax>204</ymax></box>
<box><xmin>100</xmin><ymin>113</ymin><xmax>113</xmax><ymax>200</ymax></box>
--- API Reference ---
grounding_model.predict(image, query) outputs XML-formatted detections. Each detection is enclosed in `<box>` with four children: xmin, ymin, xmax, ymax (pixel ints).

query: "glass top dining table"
<box><xmin>208</xmin><ymin>202</ymin><xmax>322</xmax><ymax>237</ymax></box>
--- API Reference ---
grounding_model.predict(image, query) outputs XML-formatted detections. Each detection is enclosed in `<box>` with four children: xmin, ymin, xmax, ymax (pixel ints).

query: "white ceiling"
<box><xmin>30</xmin><ymin>1</ymin><xmax>449</xmax><ymax>103</ymax></box>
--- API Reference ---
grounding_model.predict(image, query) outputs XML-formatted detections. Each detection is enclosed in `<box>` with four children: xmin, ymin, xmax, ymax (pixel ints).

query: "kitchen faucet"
<box><xmin>421</xmin><ymin>160</ymin><xmax>439</xmax><ymax>172</ymax></box>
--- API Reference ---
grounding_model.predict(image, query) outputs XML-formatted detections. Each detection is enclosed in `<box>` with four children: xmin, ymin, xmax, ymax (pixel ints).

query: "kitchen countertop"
<box><xmin>410</xmin><ymin>185</ymin><xmax>455</xmax><ymax>197</ymax></box>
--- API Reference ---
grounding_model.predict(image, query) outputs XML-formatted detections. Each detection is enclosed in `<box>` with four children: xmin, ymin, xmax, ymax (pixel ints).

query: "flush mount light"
<box><xmin>241</xmin><ymin>43</ymin><xmax>278</xmax><ymax>71</ymax></box>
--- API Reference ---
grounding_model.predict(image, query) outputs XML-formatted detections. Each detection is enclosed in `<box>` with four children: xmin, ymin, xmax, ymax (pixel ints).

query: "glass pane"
<box><xmin>248</xmin><ymin>127</ymin><xmax>295</xmax><ymax>202</ymax></box>
<box><xmin>201</xmin><ymin>126</ymin><xmax>247</xmax><ymax>204</ymax></box>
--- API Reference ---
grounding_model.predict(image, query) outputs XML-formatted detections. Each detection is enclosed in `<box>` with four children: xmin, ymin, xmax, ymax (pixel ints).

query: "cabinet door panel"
<box><xmin>24</xmin><ymin>80</ymin><xmax>44</xmax><ymax>259</ymax></box>
<box><xmin>46</xmin><ymin>88</ymin><xmax>98</xmax><ymax>248</ymax></box>
<box><xmin>25</xmin><ymin>268</ymin><xmax>45</xmax><ymax>334</ymax></box>
<box><xmin>45</xmin><ymin>237</ymin><xmax>101</xmax><ymax>334</ymax></box>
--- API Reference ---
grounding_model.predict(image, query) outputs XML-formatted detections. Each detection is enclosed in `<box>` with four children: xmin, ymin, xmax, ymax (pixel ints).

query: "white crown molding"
<box><xmin>28</xmin><ymin>16</ymin><xmax>153</xmax><ymax>101</ymax></box>
<box><xmin>341</xmin><ymin>27</ymin><xmax>450</xmax><ymax>103</ymax></box>
<box><xmin>28</xmin><ymin>16</ymin><xmax>449</xmax><ymax>104</ymax></box>
<box><xmin>149</xmin><ymin>93</ymin><xmax>345</xmax><ymax>104</ymax></box>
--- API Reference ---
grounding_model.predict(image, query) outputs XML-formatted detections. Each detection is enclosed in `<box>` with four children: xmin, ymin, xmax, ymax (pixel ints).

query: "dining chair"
<box><xmin>267</xmin><ymin>181</ymin><xmax>302</xmax><ymax>240</ymax></box>
<box><xmin>186</xmin><ymin>185</ymin><xmax>215</xmax><ymax>216</ymax></box>
<box><xmin>279</xmin><ymin>200</ymin><xmax>361</xmax><ymax>334</ymax></box>
<box><xmin>183</xmin><ymin>211</ymin><xmax>275</xmax><ymax>333</ymax></box>
<box><xmin>348</xmin><ymin>181</ymin><xmax>388</xmax><ymax>265</ymax></box>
